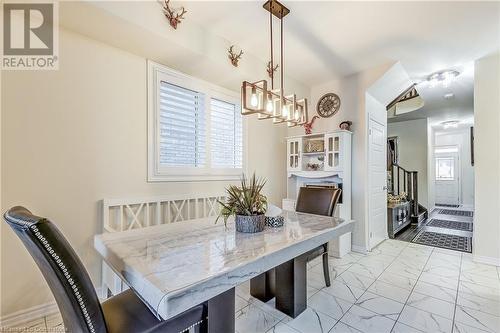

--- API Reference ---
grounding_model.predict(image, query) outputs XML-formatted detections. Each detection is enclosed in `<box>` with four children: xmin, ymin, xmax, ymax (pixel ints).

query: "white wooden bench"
<box><xmin>100</xmin><ymin>193</ymin><xmax>226</xmax><ymax>297</ymax></box>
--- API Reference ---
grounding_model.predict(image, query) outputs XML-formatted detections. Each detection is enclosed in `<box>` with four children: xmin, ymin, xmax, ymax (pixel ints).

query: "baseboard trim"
<box><xmin>351</xmin><ymin>245</ymin><xmax>368</xmax><ymax>254</ymax></box>
<box><xmin>473</xmin><ymin>255</ymin><xmax>500</xmax><ymax>267</ymax></box>
<box><xmin>0</xmin><ymin>301</ymin><xmax>58</xmax><ymax>328</ymax></box>
<box><xmin>0</xmin><ymin>287</ymin><xmax>103</xmax><ymax>328</ymax></box>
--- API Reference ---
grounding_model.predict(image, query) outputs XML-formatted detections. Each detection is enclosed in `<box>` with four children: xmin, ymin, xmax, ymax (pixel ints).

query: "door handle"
<box><xmin>383</xmin><ymin>186</ymin><xmax>388</xmax><ymax>190</ymax></box>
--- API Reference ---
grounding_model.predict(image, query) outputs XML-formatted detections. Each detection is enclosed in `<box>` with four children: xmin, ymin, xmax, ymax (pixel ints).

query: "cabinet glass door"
<box><xmin>287</xmin><ymin>139</ymin><xmax>301</xmax><ymax>171</ymax></box>
<box><xmin>325</xmin><ymin>134</ymin><xmax>341</xmax><ymax>170</ymax></box>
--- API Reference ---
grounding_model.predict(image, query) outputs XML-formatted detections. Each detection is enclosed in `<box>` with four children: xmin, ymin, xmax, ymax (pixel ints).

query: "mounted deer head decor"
<box><xmin>267</xmin><ymin>61</ymin><xmax>279</xmax><ymax>78</ymax></box>
<box><xmin>228</xmin><ymin>45</ymin><xmax>243</xmax><ymax>67</ymax></box>
<box><xmin>162</xmin><ymin>0</ymin><xmax>187</xmax><ymax>30</ymax></box>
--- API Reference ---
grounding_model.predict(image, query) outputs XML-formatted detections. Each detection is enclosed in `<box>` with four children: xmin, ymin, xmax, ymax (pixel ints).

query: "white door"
<box><xmin>435</xmin><ymin>149</ymin><xmax>460</xmax><ymax>205</ymax></box>
<box><xmin>368</xmin><ymin>118</ymin><xmax>388</xmax><ymax>249</ymax></box>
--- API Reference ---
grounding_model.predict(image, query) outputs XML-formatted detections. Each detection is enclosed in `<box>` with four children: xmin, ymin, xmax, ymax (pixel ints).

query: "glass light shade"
<box><xmin>250</xmin><ymin>86</ymin><xmax>259</xmax><ymax>107</ymax></box>
<box><xmin>295</xmin><ymin>98</ymin><xmax>308</xmax><ymax>125</ymax></box>
<box><xmin>250</xmin><ymin>93</ymin><xmax>258</xmax><ymax>107</ymax></box>
<box><xmin>282</xmin><ymin>105</ymin><xmax>288</xmax><ymax>118</ymax></box>
<box><xmin>266</xmin><ymin>99</ymin><xmax>273</xmax><ymax>113</ymax></box>
<box><xmin>241</xmin><ymin>80</ymin><xmax>267</xmax><ymax>115</ymax></box>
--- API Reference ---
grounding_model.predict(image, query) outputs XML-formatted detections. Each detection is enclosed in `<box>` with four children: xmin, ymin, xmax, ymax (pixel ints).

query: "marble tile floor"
<box><xmin>7</xmin><ymin>239</ymin><xmax>500</xmax><ymax>333</ymax></box>
<box><xmin>238</xmin><ymin>239</ymin><xmax>500</xmax><ymax>333</ymax></box>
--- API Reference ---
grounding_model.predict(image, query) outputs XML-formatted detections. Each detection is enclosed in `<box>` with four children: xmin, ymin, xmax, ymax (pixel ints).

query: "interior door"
<box><xmin>368</xmin><ymin>118</ymin><xmax>388</xmax><ymax>249</ymax></box>
<box><xmin>435</xmin><ymin>150</ymin><xmax>460</xmax><ymax>205</ymax></box>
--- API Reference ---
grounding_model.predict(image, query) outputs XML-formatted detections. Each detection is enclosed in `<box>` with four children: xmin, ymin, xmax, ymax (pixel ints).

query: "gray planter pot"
<box><xmin>235</xmin><ymin>214</ymin><xmax>265</xmax><ymax>233</ymax></box>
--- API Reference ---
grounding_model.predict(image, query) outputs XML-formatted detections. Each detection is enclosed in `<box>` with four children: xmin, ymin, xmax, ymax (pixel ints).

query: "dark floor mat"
<box><xmin>438</xmin><ymin>209</ymin><xmax>474</xmax><ymax>217</ymax></box>
<box><xmin>436</xmin><ymin>203</ymin><xmax>460</xmax><ymax>208</ymax></box>
<box><xmin>412</xmin><ymin>231</ymin><xmax>472</xmax><ymax>253</ymax></box>
<box><xmin>427</xmin><ymin>219</ymin><xmax>473</xmax><ymax>231</ymax></box>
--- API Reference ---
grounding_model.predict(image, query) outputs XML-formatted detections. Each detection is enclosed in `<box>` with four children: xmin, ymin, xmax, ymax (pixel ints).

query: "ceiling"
<box><xmin>388</xmin><ymin>63</ymin><xmax>475</xmax><ymax>126</ymax></box>
<box><xmin>186</xmin><ymin>1</ymin><xmax>500</xmax><ymax>86</ymax></box>
<box><xmin>186</xmin><ymin>1</ymin><xmax>499</xmax><ymax>125</ymax></box>
<box><xmin>60</xmin><ymin>1</ymin><xmax>498</xmax><ymax>126</ymax></box>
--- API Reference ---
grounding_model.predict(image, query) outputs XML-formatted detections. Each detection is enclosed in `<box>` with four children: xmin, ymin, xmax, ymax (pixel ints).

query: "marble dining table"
<box><xmin>94</xmin><ymin>210</ymin><xmax>354</xmax><ymax>332</ymax></box>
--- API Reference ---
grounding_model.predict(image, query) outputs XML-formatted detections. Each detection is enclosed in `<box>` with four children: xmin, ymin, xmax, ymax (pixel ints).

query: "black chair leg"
<box><xmin>322</xmin><ymin>252</ymin><xmax>331</xmax><ymax>287</ymax></box>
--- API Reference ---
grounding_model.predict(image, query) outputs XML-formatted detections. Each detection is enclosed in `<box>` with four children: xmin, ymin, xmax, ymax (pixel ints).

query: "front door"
<box><xmin>368</xmin><ymin>117</ymin><xmax>388</xmax><ymax>249</ymax></box>
<box><xmin>435</xmin><ymin>148</ymin><xmax>460</xmax><ymax>205</ymax></box>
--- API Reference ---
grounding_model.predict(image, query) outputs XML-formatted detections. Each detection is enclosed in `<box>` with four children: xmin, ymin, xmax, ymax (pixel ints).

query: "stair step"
<box><xmin>411</xmin><ymin>210</ymin><xmax>427</xmax><ymax>225</ymax></box>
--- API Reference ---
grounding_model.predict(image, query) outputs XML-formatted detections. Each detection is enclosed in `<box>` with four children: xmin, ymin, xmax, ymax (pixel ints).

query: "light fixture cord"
<box><xmin>270</xmin><ymin>5</ymin><xmax>274</xmax><ymax>89</ymax></box>
<box><xmin>280</xmin><ymin>8</ymin><xmax>284</xmax><ymax>112</ymax></box>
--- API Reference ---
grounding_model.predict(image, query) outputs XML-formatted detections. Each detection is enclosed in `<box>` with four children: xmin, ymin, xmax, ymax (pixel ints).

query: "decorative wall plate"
<box><xmin>317</xmin><ymin>93</ymin><xmax>341</xmax><ymax>118</ymax></box>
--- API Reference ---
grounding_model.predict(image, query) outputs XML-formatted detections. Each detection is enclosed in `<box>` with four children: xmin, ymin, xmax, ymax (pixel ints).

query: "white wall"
<box><xmin>0</xmin><ymin>27</ymin><xmax>307</xmax><ymax>316</ymax></box>
<box><xmin>473</xmin><ymin>52</ymin><xmax>500</xmax><ymax>264</ymax></box>
<box><xmin>0</xmin><ymin>58</ymin><xmax>3</xmax><ymax>319</ymax></box>
<box><xmin>434</xmin><ymin>128</ymin><xmax>475</xmax><ymax>206</ymax></box>
<box><xmin>388</xmin><ymin>119</ymin><xmax>429</xmax><ymax>209</ymax></box>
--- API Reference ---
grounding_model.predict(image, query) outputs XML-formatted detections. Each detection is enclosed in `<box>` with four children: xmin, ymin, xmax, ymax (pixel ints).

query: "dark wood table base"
<box><xmin>199</xmin><ymin>288</ymin><xmax>235</xmax><ymax>333</ymax></box>
<box><xmin>250</xmin><ymin>252</ymin><xmax>308</xmax><ymax>318</ymax></box>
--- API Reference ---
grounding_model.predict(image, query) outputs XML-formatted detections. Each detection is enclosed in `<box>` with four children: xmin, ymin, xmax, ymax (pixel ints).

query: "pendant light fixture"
<box><xmin>241</xmin><ymin>0</ymin><xmax>308</xmax><ymax>127</ymax></box>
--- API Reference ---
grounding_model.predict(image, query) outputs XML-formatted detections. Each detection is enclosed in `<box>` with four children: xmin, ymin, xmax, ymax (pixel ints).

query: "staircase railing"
<box><xmin>390</xmin><ymin>164</ymin><xmax>419</xmax><ymax>218</ymax></box>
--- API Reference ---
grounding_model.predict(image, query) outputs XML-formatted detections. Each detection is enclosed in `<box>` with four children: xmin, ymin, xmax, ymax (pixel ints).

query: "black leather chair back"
<box><xmin>4</xmin><ymin>207</ymin><xmax>108</xmax><ymax>333</ymax></box>
<box><xmin>295</xmin><ymin>187</ymin><xmax>342</xmax><ymax>216</ymax></box>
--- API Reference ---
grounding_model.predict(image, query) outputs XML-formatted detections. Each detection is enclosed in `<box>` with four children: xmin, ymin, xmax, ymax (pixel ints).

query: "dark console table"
<box><xmin>388</xmin><ymin>201</ymin><xmax>411</xmax><ymax>238</ymax></box>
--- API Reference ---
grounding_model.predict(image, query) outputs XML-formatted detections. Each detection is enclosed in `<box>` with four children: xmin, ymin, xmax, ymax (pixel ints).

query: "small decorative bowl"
<box><xmin>265</xmin><ymin>215</ymin><xmax>284</xmax><ymax>228</ymax></box>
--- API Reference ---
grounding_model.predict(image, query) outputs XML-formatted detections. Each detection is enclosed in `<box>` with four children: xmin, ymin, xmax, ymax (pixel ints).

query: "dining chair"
<box><xmin>4</xmin><ymin>206</ymin><xmax>206</xmax><ymax>333</ymax></box>
<box><xmin>295</xmin><ymin>187</ymin><xmax>342</xmax><ymax>287</ymax></box>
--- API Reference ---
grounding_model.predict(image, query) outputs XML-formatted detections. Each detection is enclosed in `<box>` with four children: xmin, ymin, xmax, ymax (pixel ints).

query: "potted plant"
<box><xmin>217</xmin><ymin>173</ymin><xmax>268</xmax><ymax>233</ymax></box>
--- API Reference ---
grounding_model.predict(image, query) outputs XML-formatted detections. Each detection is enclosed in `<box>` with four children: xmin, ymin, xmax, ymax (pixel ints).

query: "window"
<box><xmin>159</xmin><ymin>82</ymin><xmax>206</xmax><ymax>167</ymax></box>
<box><xmin>148</xmin><ymin>61</ymin><xmax>245</xmax><ymax>181</ymax></box>
<box><xmin>436</xmin><ymin>157</ymin><xmax>454</xmax><ymax>180</ymax></box>
<box><xmin>210</xmin><ymin>98</ymin><xmax>243</xmax><ymax>168</ymax></box>
<box><xmin>434</xmin><ymin>146</ymin><xmax>458</xmax><ymax>154</ymax></box>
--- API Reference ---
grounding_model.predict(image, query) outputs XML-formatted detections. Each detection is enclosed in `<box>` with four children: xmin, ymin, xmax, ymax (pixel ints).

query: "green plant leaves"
<box><xmin>216</xmin><ymin>173</ymin><xmax>268</xmax><ymax>228</ymax></box>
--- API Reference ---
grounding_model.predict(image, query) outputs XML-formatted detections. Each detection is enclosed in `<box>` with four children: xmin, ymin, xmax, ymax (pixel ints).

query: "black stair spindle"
<box><xmin>397</xmin><ymin>167</ymin><xmax>400</xmax><ymax>195</ymax></box>
<box><xmin>404</xmin><ymin>172</ymin><xmax>407</xmax><ymax>193</ymax></box>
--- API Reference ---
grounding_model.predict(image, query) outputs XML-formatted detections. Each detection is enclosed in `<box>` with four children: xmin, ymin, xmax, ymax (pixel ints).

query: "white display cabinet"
<box><xmin>284</xmin><ymin>130</ymin><xmax>353</xmax><ymax>257</ymax></box>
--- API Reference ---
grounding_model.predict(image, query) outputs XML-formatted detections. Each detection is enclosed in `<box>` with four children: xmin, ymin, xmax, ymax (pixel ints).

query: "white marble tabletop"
<box><xmin>94</xmin><ymin>211</ymin><xmax>354</xmax><ymax>320</ymax></box>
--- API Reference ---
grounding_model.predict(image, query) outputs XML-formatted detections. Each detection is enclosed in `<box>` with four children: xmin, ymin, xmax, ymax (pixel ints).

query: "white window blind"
<box><xmin>148</xmin><ymin>61</ymin><xmax>245</xmax><ymax>181</ymax></box>
<box><xmin>159</xmin><ymin>81</ymin><xmax>206</xmax><ymax>167</ymax></box>
<box><xmin>210</xmin><ymin>98</ymin><xmax>243</xmax><ymax>168</ymax></box>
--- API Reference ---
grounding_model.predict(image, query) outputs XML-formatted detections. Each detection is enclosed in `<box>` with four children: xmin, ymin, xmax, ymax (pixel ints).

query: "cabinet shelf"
<box><xmin>302</xmin><ymin>151</ymin><xmax>325</xmax><ymax>156</ymax></box>
<box><xmin>287</xmin><ymin>130</ymin><xmax>351</xmax><ymax>173</ymax></box>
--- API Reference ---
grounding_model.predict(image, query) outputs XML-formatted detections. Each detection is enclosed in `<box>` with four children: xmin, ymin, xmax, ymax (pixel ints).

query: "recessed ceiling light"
<box><xmin>444</xmin><ymin>93</ymin><xmax>455</xmax><ymax>99</ymax></box>
<box><xmin>441</xmin><ymin>120</ymin><xmax>459</xmax><ymax>129</ymax></box>
<box><xmin>427</xmin><ymin>69</ymin><xmax>460</xmax><ymax>88</ymax></box>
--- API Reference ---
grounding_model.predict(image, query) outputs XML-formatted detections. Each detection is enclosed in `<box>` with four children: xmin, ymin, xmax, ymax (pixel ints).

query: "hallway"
<box><xmin>395</xmin><ymin>206</ymin><xmax>474</xmax><ymax>253</ymax></box>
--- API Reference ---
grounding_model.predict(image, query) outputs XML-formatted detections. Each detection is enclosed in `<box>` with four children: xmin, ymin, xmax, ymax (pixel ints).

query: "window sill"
<box><xmin>148</xmin><ymin>174</ymin><xmax>242</xmax><ymax>182</ymax></box>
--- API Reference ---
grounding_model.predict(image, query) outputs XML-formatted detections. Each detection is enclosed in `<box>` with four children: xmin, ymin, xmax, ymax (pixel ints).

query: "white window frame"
<box><xmin>148</xmin><ymin>60</ymin><xmax>247</xmax><ymax>182</ymax></box>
